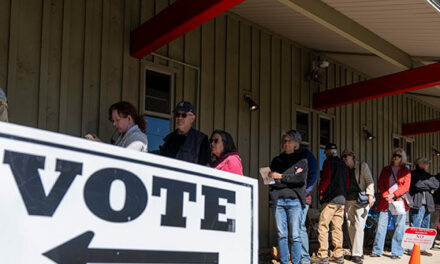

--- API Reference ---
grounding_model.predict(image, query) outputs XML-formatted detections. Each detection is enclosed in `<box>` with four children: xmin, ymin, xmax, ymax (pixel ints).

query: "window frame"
<box><xmin>295</xmin><ymin>109</ymin><xmax>311</xmax><ymax>147</ymax></box>
<box><xmin>141</xmin><ymin>62</ymin><xmax>176</xmax><ymax>125</ymax></box>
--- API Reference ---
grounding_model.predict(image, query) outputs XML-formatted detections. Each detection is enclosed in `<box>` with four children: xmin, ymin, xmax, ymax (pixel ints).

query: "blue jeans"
<box><xmin>372</xmin><ymin>209</ymin><xmax>406</xmax><ymax>257</ymax></box>
<box><xmin>410</xmin><ymin>206</ymin><xmax>430</xmax><ymax>228</ymax></box>
<box><xmin>274</xmin><ymin>198</ymin><xmax>303</xmax><ymax>264</ymax></box>
<box><xmin>300</xmin><ymin>204</ymin><xmax>310</xmax><ymax>263</ymax></box>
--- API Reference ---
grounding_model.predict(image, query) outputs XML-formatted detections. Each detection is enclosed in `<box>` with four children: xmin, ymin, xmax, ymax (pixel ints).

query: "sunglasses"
<box><xmin>174</xmin><ymin>112</ymin><xmax>188</xmax><ymax>118</ymax></box>
<box><xmin>210</xmin><ymin>138</ymin><xmax>219</xmax><ymax>144</ymax></box>
<box><xmin>393</xmin><ymin>154</ymin><xmax>402</xmax><ymax>158</ymax></box>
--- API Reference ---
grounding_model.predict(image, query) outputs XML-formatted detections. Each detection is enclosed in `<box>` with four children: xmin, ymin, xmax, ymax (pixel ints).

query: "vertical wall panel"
<box><xmin>270</xmin><ymin>37</ymin><xmax>281</xmax><ymax>158</ymax></box>
<box><xmin>200</xmin><ymin>19</ymin><xmax>215</xmax><ymax>135</ymax></box>
<box><xmin>38</xmin><ymin>0</ymin><xmax>63</xmax><ymax>132</ymax></box>
<box><xmin>82</xmin><ymin>0</ymin><xmax>103</xmax><ymax>136</ymax></box>
<box><xmin>224</xmin><ymin>17</ymin><xmax>239</xmax><ymax>139</ymax></box>
<box><xmin>237</xmin><ymin>22</ymin><xmax>251</xmax><ymax>175</ymax></box>
<box><xmin>213</xmin><ymin>16</ymin><xmax>226</xmax><ymax>130</ymax></box>
<box><xmin>0</xmin><ymin>0</ymin><xmax>10</xmax><ymax>92</ymax></box>
<box><xmin>7</xmin><ymin>0</ymin><xmax>42</xmax><ymax>127</ymax></box>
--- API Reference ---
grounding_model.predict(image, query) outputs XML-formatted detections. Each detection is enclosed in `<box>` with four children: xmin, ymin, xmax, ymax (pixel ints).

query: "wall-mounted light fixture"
<box><xmin>362</xmin><ymin>127</ymin><xmax>375</xmax><ymax>140</ymax></box>
<box><xmin>433</xmin><ymin>148</ymin><xmax>440</xmax><ymax>157</ymax></box>
<box><xmin>244</xmin><ymin>94</ymin><xmax>259</xmax><ymax>111</ymax></box>
<box><xmin>307</xmin><ymin>56</ymin><xmax>329</xmax><ymax>84</ymax></box>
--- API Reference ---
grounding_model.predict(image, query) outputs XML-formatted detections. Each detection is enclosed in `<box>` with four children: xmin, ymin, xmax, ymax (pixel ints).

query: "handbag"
<box><xmin>356</xmin><ymin>162</ymin><xmax>369</xmax><ymax>205</ymax></box>
<box><xmin>390</xmin><ymin>168</ymin><xmax>414</xmax><ymax>208</ymax></box>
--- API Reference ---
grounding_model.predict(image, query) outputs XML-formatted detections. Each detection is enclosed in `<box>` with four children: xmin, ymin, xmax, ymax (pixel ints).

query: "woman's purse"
<box><xmin>391</xmin><ymin>168</ymin><xmax>414</xmax><ymax>208</ymax></box>
<box><xmin>356</xmin><ymin>163</ymin><xmax>369</xmax><ymax>205</ymax></box>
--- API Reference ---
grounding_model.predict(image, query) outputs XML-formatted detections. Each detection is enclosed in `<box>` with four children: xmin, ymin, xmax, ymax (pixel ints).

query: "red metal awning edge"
<box><xmin>130</xmin><ymin>0</ymin><xmax>245</xmax><ymax>58</ymax></box>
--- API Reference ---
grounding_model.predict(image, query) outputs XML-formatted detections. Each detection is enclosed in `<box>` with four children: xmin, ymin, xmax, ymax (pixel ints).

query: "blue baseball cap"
<box><xmin>174</xmin><ymin>101</ymin><xmax>195</xmax><ymax>114</ymax></box>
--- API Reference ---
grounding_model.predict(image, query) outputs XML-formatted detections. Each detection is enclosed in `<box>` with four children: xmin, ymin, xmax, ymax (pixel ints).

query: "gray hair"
<box><xmin>416</xmin><ymin>157</ymin><xmax>430</xmax><ymax>164</ymax></box>
<box><xmin>391</xmin><ymin>148</ymin><xmax>407</xmax><ymax>165</ymax></box>
<box><xmin>282</xmin><ymin>130</ymin><xmax>302</xmax><ymax>150</ymax></box>
<box><xmin>327</xmin><ymin>149</ymin><xmax>338</xmax><ymax>157</ymax></box>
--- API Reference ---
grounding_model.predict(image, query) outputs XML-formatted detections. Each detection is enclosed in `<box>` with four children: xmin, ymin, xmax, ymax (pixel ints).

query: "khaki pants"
<box><xmin>344</xmin><ymin>200</ymin><xmax>369</xmax><ymax>257</ymax></box>
<box><xmin>317</xmin><ymin>203</ymin><xmax>345</xmax><ymax>258</ymax></box>
<box><xmin>0</xmin><ymin>98</ymin><xmax>8</xmax><ymax>122</ymax></box>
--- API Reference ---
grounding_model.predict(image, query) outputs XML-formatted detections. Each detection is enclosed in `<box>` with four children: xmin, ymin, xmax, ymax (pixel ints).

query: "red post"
<box><xmin>130</xmin><ymin>0</ymin><xmax>245</xmax><ymax>58</ymax></box>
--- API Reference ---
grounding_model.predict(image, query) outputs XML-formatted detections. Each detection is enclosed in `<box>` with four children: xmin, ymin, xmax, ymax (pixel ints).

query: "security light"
<box><xmin>244</xmin><ymin>94</ymin><xmax>259</xmax><ymax>111</ymax></box>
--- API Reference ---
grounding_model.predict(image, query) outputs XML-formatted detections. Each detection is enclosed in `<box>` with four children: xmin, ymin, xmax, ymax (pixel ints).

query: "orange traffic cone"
<box><xmin>409</xmin><ymin>243</ymin><xmax>421</xmax><ymax>264</ymax></box>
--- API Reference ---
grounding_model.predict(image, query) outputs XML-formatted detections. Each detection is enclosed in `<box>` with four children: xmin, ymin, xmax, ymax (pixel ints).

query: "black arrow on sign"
<box><xmin>43</xmin><ymin>231</ymin><xmax>219</xmax><ymax>264</ymax></box>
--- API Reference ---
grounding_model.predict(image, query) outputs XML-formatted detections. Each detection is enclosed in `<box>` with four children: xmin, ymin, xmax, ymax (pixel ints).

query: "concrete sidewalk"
<box><xmin>349</xmin><ymin>249</ymin><xmax>440</xmax><ymax>264</ymax></box>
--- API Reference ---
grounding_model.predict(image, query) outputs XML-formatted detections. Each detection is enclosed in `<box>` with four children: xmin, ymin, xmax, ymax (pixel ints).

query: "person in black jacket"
<box><xmin>159</xmin><ymin>101</ymin><xmax>211</xmax><ymax>165</ymax></box>
<box><xmin>312</xmin><ymin>143</ymin><xmax>347</xmax><ymax>264</ymax></box>
<box><xmin>431</xmin><ymin>172</ymin><xmax>440</xmax><ymax>243</ymax></box>
<box><xmin>269</xmin><ymin>130</ymin><xmax>309</xmax><ymax>264</ymax></box>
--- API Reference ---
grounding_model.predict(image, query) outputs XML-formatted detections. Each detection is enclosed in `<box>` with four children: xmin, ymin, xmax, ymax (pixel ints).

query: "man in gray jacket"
<box><xmin>341</xmin><ymin>149</ymin><xmax>375</xmax><ymax>264</ymax></box>
<box><xmin>0</xmin><ymin>87</ymin><xmax>8</xmax><ymax>122</ymax></box>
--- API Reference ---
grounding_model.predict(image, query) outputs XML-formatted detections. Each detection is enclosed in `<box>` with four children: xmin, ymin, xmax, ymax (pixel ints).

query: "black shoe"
<box><xmin>311</xmin><ymin>256</ymin><xmax>329</xmax><ymax>264</ymax></box>
<box><xmin>330</xmin><ymin>256</ymin><xmax>344</xmax><ymax>264</ymax></box>
<box><xmin>351</xmin><ymin>256</ymin><xmax>362</xmax><ymax>264</ymax></box>
<box><xmin>421</xmin><ymin>251</ymin><xmax>433</xmax><ymax>256</ymax></box>
<box><xmin>390</xmin><ymin>255</ymin><xmax>401</xmax><ymax>259</ymax></box>
<box><xmin>370</xmin><ymin>253</ymin><xmax>380</xmax><ymax>257</ymax></box>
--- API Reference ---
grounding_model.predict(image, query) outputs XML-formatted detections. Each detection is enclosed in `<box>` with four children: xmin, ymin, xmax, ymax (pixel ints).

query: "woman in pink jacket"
<box><xmin>210</xmin><ymin>130</ymin><xmax>243</xmax><ymax>175</ymax></box>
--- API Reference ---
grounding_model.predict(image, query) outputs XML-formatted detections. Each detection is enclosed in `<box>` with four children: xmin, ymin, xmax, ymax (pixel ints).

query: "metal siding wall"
<box><xmin>2</xmin><ymin>0</ymin><xmax>440</xmax><ymax>249</ymax></box>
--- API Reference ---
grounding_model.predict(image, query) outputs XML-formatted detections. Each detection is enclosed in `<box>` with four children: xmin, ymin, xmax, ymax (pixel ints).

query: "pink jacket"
<box><xmin>212</xmin><ymin>152</ymin><xmax>243</xmax><ymax>175</ymax></box>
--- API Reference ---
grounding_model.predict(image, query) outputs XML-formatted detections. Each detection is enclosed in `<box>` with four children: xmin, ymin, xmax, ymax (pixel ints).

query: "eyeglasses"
<box><xmin>282</xmin><ymin>139</ymin><xmax>293</xmax><ymax>144</ymax></box>
<box><xmin>174</xmin><ymin>112</ymin><xmax>188</xmax><ymax>118</ymax></box>
<box><xmin>341</xmin><ymin>155</ymin><xmax>347</xmax><ymax>159</ymax></box>
<box><xmin>210</xmin><ymin>138</ymin><xmax>219</xmax><ymax>144</ymax></box>
<box><xmin>393</xmin><ymin>154</ymin><xmax>402</xmax><ymax>158</ymax></box>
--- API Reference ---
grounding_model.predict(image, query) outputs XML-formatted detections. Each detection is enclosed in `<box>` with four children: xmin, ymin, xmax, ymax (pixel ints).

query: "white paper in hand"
<box><xmin>389</xmin><ymin>200</ymin><xmax>406</xmax><ymax>215</ymax></box>
<box><xmin>259</xmin><ymin>167</ymin><xmax>275</xmax><ymax>185</ymax></box>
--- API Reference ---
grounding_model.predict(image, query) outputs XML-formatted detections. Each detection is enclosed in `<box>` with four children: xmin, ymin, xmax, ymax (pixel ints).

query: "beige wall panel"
<box><xmin>7</xmin><ymin>0</ymin><xmax>42</xmax><ymax>127</ymax></box>
<box><xmin>270</xmin><ymin>36</ymin><xmax>281</xmax><ymax>158</ymax></box>
<box><xmin>58</xmin><ymin>0</ymin><xmax>86</xmax><ymax>136</ymax></box>
<box><xmin>0</xmin><ymin>0</ymin><xmax>10</xmax><ymax>91</ymax></box>
<box><xmin>82</xmin><ymin>0</ymin><xmax>103</xmax><ymax>136</ymax></box>
<box><xmin>237</xmin><ymin>22</ymin><xmax>252</xmax><ymax>175</ymax></box>
<box><xmin>224</xmin><ymin>17</ymin><xmax>239</xmax><ymax>140</ymax></box>
<box><xmin>38</xmin><ymin>0</ymin><xmax>63</xmax><ymax>132</ymax></box>
<box><xmin>213</xmin><ymin>16</ymin><xmax>226</xmax><ymax>130</ymax></box>
<box><xmin>200</xmin><ymin>20</ymin><xmax>215</xmax><ymax>135</ymax></box>
<box><xmin>280</xmin><ymin>40</ymin><xmax>292</xmax><ymax>133</ymax></box>
<box><xmin>122</xmin><ymin>0</ymin><xmax>141</xmax><ymax>107</ymax></box>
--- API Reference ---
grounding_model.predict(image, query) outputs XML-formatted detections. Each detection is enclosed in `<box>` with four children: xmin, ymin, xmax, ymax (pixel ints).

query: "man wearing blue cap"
<box><xmin>159</xmin><ymin>101</ymin><xmax>211</xmax><ymax>165</ymax></box>
<box><xmin>0</xmin><ymin>87</ymin><xmax>8</xmax><ymax>122</ymax></box>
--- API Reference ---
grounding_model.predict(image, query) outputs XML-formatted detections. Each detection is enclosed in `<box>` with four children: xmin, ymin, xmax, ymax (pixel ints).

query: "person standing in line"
<box><xmin>430</xmin><ymin>172</ymin><xmax>440</xmax><ymax>246</ymax></box>
<box><xmin>311</xmin><ymin>143</ymin><xmax>347</xmax><ymax>264</ymax></box>
<box><xmin>87</xmin><ymin>101</ymin><xmax>148</xmax><ymax>152</ymax></box>
<box><xmin>269</xmin><ymin>130</ymin><xmax>309</xmax><ymax>264</ymax></box>
<box><xmin>341</xmin><ymin>149</ymin><xmax>375</xmax><ymax>264</ymax></box>
<box><xmin>159</xmin><ymin>101</ymin><xmax>211</xmax><ymax>165</ymax></box>
<box><xmin>371</xmin><ymin>148</ymin><xmax>411</xmax><ymax>259</ymax></box>
<box><xmin>409</xmin><ymin>157</ymin><xmax>439</xmax><ymax>256</ymax></box>
<box><xmin>210</xmin><ymin>129</ymin><xmax>243</xmax><ymax>175</ymax></box>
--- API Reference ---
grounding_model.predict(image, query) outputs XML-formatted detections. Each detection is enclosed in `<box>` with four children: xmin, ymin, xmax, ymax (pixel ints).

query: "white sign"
<box><xmin>402</xmin><ymin>227</ymin><xmax>437</xmax><ymax>251</ymax></box>
<box><xmin>0</xmin><ymin>122</ymin><xmax>258</xmax><ymax>263</ymax></box>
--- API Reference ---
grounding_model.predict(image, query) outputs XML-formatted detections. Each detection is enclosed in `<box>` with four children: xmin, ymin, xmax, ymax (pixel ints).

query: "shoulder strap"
<box><xmin>390</xmin><ymin>167</ymin><xmax>398</xmax><ymax>182</ymax></box>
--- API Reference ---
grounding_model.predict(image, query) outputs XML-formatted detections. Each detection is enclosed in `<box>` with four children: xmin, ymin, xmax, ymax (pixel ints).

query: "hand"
<box><xmin>85</xmin><ymin>133</ymin><xmax>101</xmax><ymax>142</ymax></box>
<box><xmin>368</xmin><ymin>195</ymin><xmax>375</xmax><ymax>208</ymax></box>
<box><xmin>296</xmin><ymin>168</ymin><xmax>303</xmax><ymax>174</ymax></box>
<box><xmin>269</xmin><ymin>172</ymin><xmax>282</xmax><ymax>179</ymax></box>
<box><xmin>385</xmin><ymin>193</ymin><xmax>395</xmax><ymax>200</ymax></box>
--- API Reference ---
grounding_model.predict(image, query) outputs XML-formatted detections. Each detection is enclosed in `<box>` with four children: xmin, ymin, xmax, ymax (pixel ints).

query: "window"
<box><xmin>296</xmin><ymin>111</ymin><xmax>310</xmax><ymax>144</ymax></box>
<box><xmin>405</xmin><ymin>140</ymin><xmax>413</xmax><ymax>167</ymax></box>
<box><xmin>144</xmin><ymin>68</ymin><xmax>174</xmax><ymax>153</ymax></box>
<box><xmin>320</xmin><ymin>118</ymin><xmax>331</xmax><ymax>146</ymax></box>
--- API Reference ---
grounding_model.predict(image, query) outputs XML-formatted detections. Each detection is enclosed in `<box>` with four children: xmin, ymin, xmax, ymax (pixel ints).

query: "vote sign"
<box><xmin>402</xmin><ymin>227</ymin><xmax>437</xmax><ymax>251</ymax></box>
<box><xmin>0</xmin><ymin>122</ymin><xmax>258</xmax><ymax>263</ymax></box>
